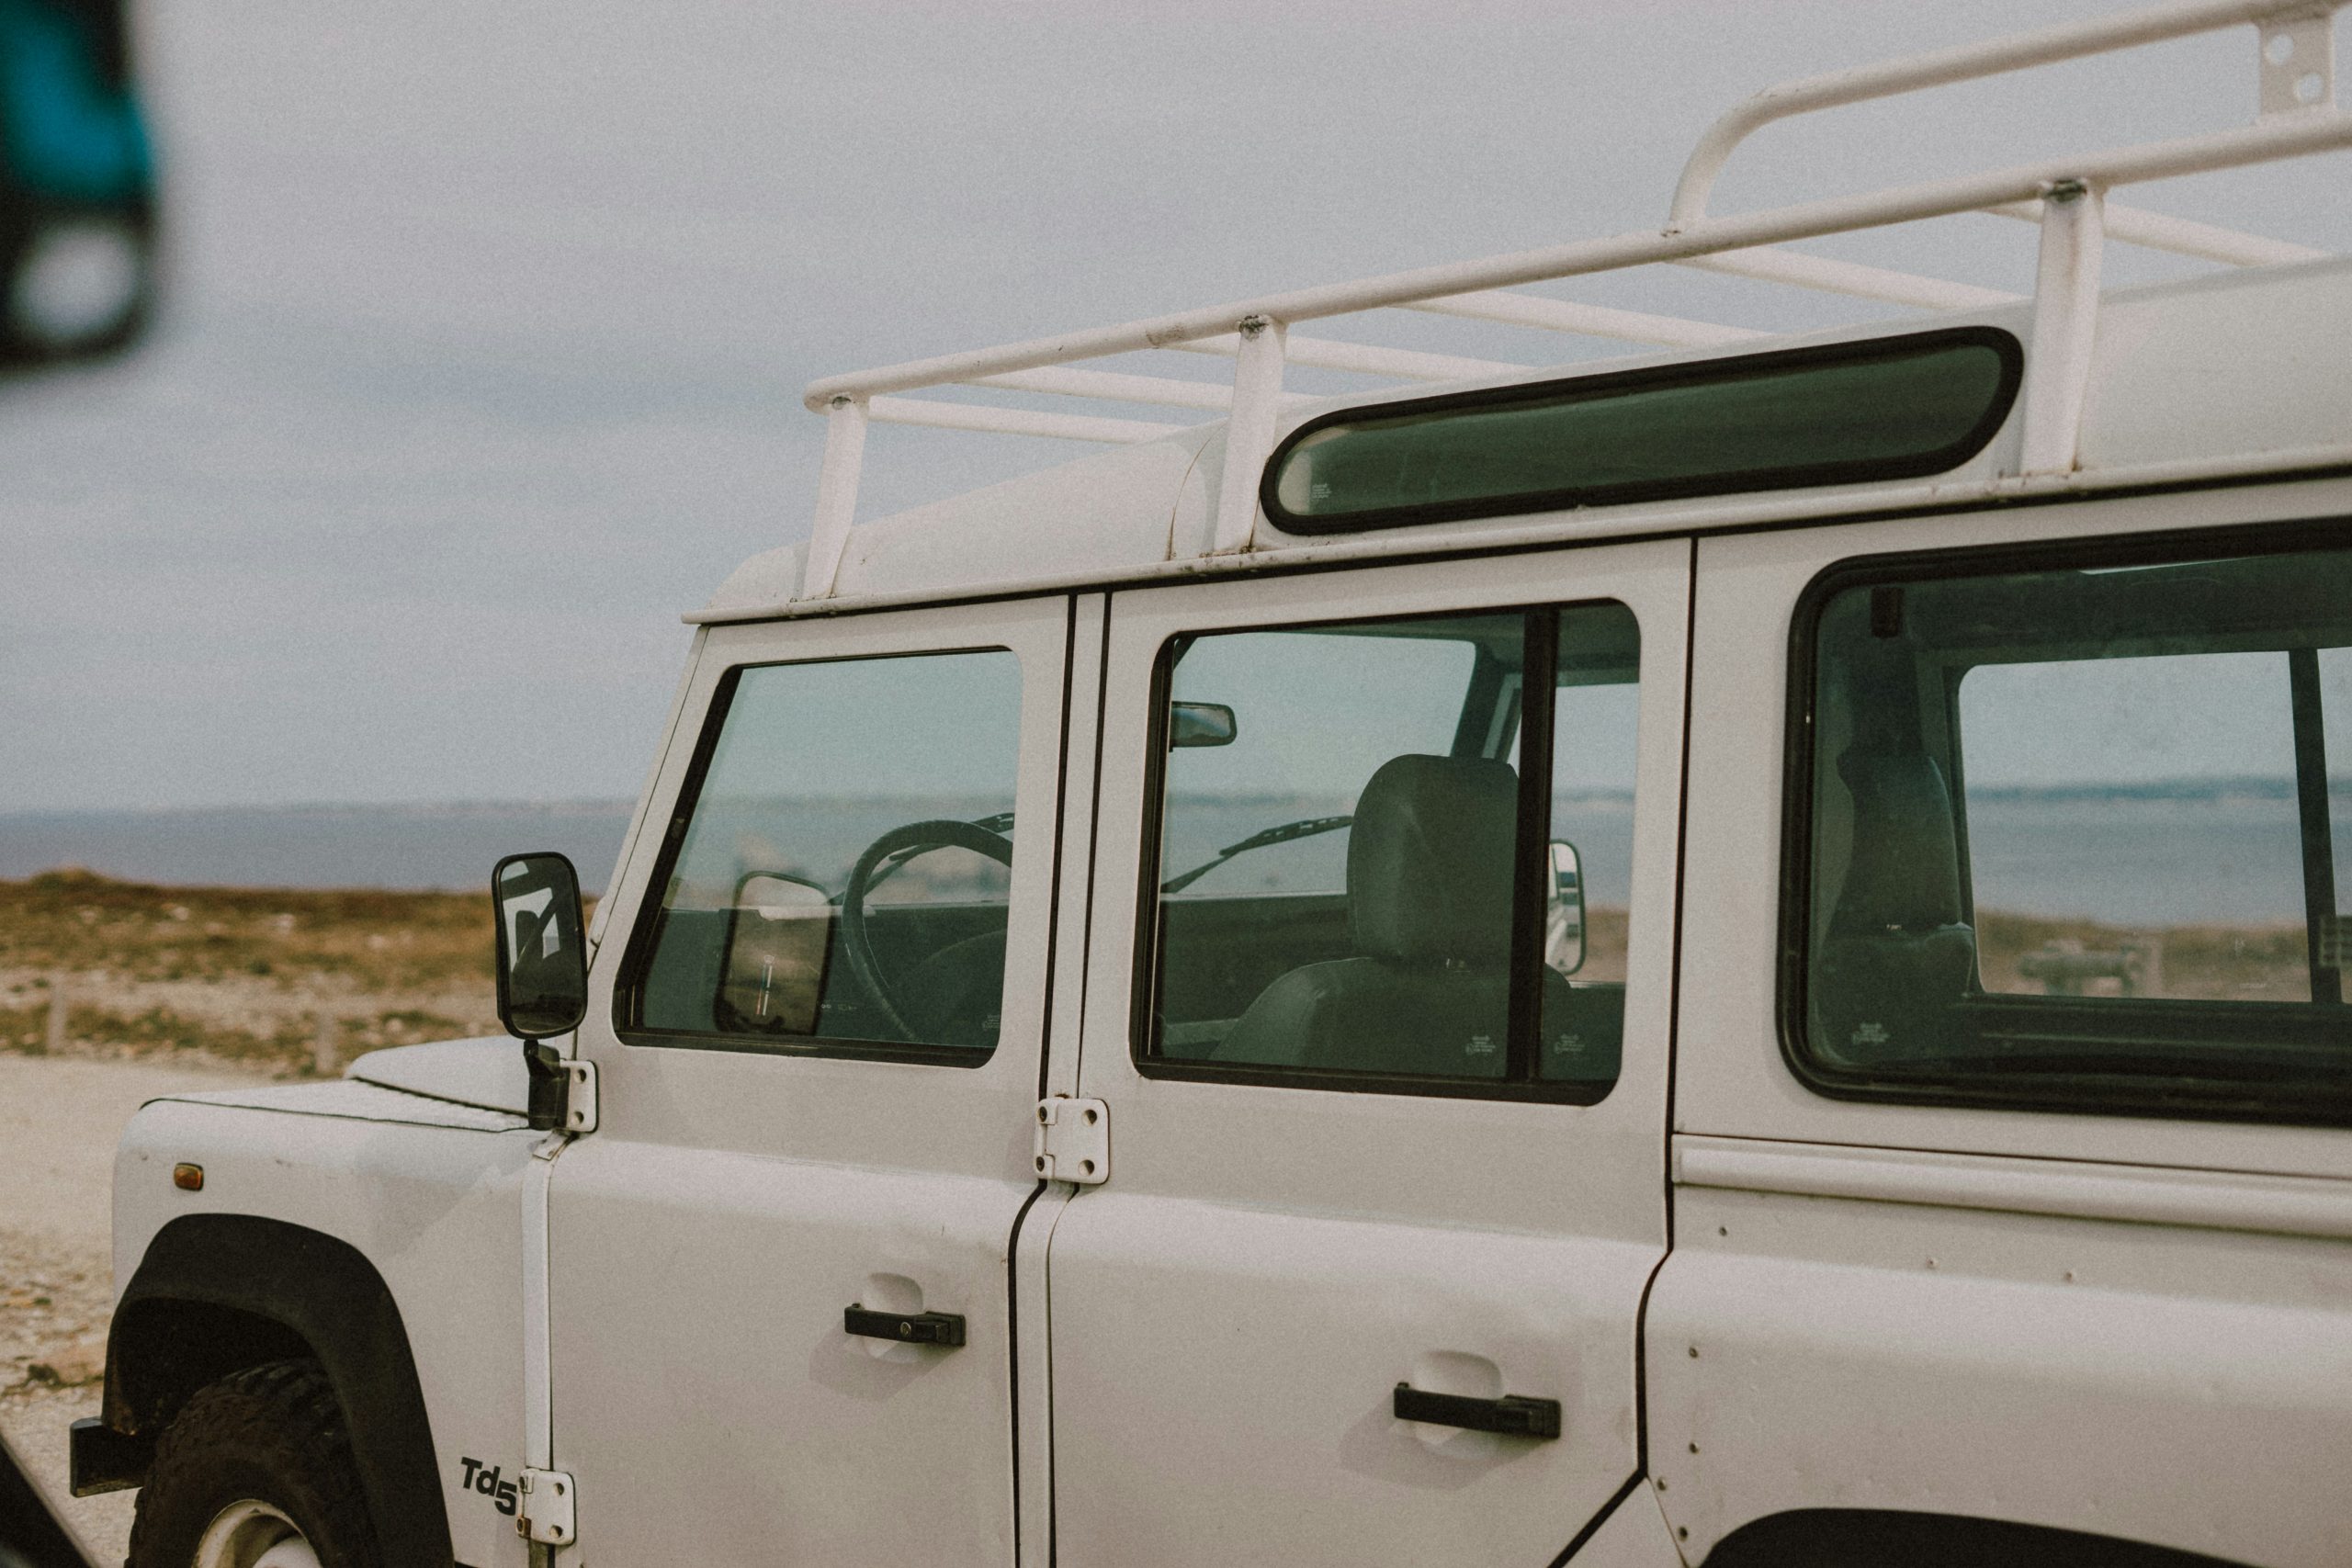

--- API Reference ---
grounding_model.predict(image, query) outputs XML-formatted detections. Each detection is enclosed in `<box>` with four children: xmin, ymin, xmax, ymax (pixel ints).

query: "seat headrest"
<box><xmin>1348</xmin><ymin>754</ymin><xmax>1519</xmax><ymax>964</ymax></box>
<box><xmin>1832</xmin><ymin>750</ymin><xmax>1963</xmax><ymax>932</ymax></box>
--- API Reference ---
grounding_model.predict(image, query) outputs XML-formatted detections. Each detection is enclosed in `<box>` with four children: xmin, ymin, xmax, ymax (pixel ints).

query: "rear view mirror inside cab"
<box><xmin>1170</xmin><ymin>701</ymin><xmax>1238</xmax><ymax>749</ymax></box>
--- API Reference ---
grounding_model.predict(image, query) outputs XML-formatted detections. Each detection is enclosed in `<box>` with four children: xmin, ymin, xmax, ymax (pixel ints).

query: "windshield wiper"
<box><xmin>1160</xmin><ymin>814</ymin><xmax>1351</xmax><ymax>895</ymax></box>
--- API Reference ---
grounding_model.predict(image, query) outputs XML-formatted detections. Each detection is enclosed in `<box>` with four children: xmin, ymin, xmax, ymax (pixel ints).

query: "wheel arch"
<box><xmin>1700</xmin><ymin>1509</ymin><xmax>2252</xmax><ymax>1568</ymax></box>
<box><xmin>90</xmin><ymin>1213</ymin><xmax>453</xmax><ymax>1568</ymax></box>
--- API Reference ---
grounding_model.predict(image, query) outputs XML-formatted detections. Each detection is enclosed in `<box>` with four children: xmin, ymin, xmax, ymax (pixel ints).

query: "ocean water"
<box><xmin>0</xmin><ymin>803</ymin><xmax>639</xmax><ymax>895</ymax></box>
<box><xmin>0</xmin><ymin>787</ymin><xmax>2331</xmax><ymax>929</ymax></box>
<box><xmin>1965</xmin><ymin>793</ymin><xmax>2327</xmax><ymax>927</ymax></box>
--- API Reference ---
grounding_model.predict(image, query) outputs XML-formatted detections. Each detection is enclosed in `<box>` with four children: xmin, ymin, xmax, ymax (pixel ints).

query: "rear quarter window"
<box><xmin>1785</xmin><ymin>527</ymin><xmax>2352</xmax><ymax>1126</ymax></box>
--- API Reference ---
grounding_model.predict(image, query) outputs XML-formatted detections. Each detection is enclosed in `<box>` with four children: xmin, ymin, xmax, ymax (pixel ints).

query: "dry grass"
<box><xmin>0</xmin><ymin>870</ymin><xmax>527</xmax><ymax>1074</ymax></box>
<box><xmin>0</xmin><ymin>867</ymin><xmax>492</xmax><ymax>988</ymax></box>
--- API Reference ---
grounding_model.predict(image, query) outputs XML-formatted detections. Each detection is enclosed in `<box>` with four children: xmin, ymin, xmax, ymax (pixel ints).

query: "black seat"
<box><xmin>1212</xmin><ymin>753</ymin><xmax>1617</xmax><ymax>1082</ymax></box>
<box><xmin>1811</xmin><ymin>749</ymin><xmax>1977</xmax><ymax>1064</ymax></box>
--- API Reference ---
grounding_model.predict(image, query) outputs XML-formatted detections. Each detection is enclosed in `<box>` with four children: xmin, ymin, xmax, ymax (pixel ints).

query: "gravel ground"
<box><xmin>1</xmin><ymin>1052</ymin><xmax>276</xmax><ymax>1566</ymax></box>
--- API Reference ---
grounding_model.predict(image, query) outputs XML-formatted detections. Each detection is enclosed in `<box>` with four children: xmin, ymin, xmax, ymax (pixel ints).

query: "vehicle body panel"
<box><xmin>112</xmin><ymin>1086</ymin><xmax>537</xmax><ymax>1568</ymax></box>
<box><xmin>1045</xmin><ymin>542</ymin><xmax>1690</xmax><ymax>1564</ymax></box>
<box><xmin>544</xmin><ymin>595</ymin><xmax>1071</xmax><ymax>1565</ymax></box>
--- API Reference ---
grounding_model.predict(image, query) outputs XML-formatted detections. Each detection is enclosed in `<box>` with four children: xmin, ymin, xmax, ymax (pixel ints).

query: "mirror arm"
<box><xmin>523</xmin><ymin>1040</ymin><xmax>571</xmax><ymax>1133</ymax></box>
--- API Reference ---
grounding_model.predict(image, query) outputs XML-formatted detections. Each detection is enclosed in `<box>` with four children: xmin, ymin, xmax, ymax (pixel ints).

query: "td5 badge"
<box><xmin>458</xmin><ymin>1456</ymin><xmax>520</xmax><ymax>1517</ymax></box>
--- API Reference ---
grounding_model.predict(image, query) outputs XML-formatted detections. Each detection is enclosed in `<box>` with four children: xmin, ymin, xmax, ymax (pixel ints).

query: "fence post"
<box><xmin>45</xmin><ymin>972</ymin><xmax>69</xmax><ymax>1054</ymax></box>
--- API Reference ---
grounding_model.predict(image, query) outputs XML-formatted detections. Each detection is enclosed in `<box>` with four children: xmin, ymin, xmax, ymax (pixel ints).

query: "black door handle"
<box><xmin>843</xmin><ymin>1304</ymin><xmax>967</xmax><ymax>1348</ymax></box>
<box><xmin>1392</xmin><ymin>1382</ymin><xmax>1561</xmax><ymax>1438</ymax></box>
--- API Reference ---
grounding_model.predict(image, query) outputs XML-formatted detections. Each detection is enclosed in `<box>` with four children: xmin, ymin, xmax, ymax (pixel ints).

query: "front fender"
<box><xmin>90</xmin><ymin>1213</ymin><xmax>452</xmax><ymax>1568</ymax></box>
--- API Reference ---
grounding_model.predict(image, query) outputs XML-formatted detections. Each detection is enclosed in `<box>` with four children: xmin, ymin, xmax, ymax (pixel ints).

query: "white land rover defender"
<box><xmin>62</xmin><ymin>5</ymin><xmax>2352</xmax><ymax>1565</ymax></box>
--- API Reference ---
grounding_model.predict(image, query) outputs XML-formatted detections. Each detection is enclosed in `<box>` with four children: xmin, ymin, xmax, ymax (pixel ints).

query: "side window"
<box><xmin>1795</xmin><ymin>538</ymin><xmax>2352</xmax><ymax>1122</ymax></box>
<box><xmin>1142</xmin><ymin>602</ymin><xmax>1640</xmax><ymax>1100</ymax></box>
<box><xmin>623</xmin><ymin>648</ymin><xmax>1022</xmax><ymax>1062</ymax></box>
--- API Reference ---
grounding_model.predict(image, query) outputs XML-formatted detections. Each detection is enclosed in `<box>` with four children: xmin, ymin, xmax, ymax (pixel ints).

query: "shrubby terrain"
<box><xmin>0</xmin><ymin>870</ymin><xmax>509</xmax><ymax>1073</ymax></box>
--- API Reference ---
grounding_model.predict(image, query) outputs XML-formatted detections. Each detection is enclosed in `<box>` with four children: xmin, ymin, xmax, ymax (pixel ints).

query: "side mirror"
<box><xmin>718</xmin><ymin>873</ymin><xmax>835</xmax><ymax>1036</ymax></box>
<box><xmin>1544</xmin><ymin>840</ymin><xmax>1586</xmax><ymax>976</ymax></box>
<box><xmin>493</xmin><ymin>852</ymin><xmax>589</xmax><ymax>1041</ymax></box>
<box><xmin>1169</xmin><ymin>701</ymin><xmax>1238</xmax><ymax>749</ymax></box>
<box><xmin>494</xmin><ymin>852</ymin><xmax>589</xmax><ymax>1133</ymax></box>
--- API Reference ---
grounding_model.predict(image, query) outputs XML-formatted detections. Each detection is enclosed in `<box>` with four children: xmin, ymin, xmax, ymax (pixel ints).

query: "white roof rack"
<box><xmin>796</xmin><ymin>0</ymin><xmax>2349</xmax><ymax>601</ymax></box>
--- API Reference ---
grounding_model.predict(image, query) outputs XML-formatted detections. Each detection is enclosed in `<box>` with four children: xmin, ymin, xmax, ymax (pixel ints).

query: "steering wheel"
<box><xmin>838</xmin><ymin>818</ymin><xmax>1016</xmax><ymax>1043</ymax></box>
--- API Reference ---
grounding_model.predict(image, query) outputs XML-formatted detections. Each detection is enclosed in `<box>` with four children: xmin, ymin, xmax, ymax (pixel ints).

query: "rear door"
<box><xmin>550</xmin><ymin>597</ymin><xmax>1069</xmax><ymax>1563</ymax></box>
<box><xmin>1046</xmin><ymin>541</ymin><xmax>1689</xmax><ymax>1564</ymax></box>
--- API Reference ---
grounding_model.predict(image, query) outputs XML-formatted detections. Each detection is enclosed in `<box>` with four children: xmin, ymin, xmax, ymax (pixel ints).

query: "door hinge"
<box><xmin>1033</xmin><ymin>1096</ymin><xmax>1109</xmax><ymax>1185</ymax></box>
<box><xmin>560</xmin><ymin>1060</ymin><xmax>597</xmax><ymax>1134</ymax></box>
<box><xmin>516</xmin><ymin>1467</ymin><xmax>576</xmax><ymax>1547</ymax></box>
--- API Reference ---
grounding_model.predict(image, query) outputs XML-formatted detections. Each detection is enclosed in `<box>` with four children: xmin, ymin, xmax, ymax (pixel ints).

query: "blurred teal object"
<box><xmin>1</xmin><ymin>0</ymin><xmax>150</xmax><ymax>201</ymax></box>
<box><xmin>0</xmin><ymin>0</ymin><xmax>155</xmax><ymax>367</ymax></box>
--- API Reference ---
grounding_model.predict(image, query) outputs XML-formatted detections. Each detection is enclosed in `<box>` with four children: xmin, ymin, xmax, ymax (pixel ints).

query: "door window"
<box><xmin>1141</xmin><ymin>603</ymin><xmax>1640</xmax><ymax>1099</ymax></box>
<box><xmin>1794</xmin><ymin>536</ymin><xmax>2352</xmax><ymax>1122</ymax></box>
<box><xmin>621</xmin><ymin>648</ymin><xmax>1022</xmax><ymax>1060</ymax></box>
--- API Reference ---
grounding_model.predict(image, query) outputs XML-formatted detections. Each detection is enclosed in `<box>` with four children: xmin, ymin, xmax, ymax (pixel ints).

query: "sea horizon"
<box><xmin>1</xmin><ymin>776</ymin><xmax>2344</xmax><ymax>925</ymax></box>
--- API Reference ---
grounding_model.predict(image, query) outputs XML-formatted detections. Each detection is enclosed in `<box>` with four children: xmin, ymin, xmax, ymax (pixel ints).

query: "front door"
<box><xmin>1046</xmin><ymin>542</ymin><xmax>1688</xmax><ymax>1563</ymax></box>
<box><xmin>550</xmin><ymin>597</ymin><xmax>1070</xmax><ymax>1562</ymax></box>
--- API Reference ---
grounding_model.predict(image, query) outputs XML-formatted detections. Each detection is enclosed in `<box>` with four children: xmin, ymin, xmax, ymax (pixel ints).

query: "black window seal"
<box><xmin>612</xmin><ymin>643</ymin><xmax>1023</xmax><ymax>1070</ymax></box>
<box><xmin>1260</xmin><ymin>325</ymin><xmax>2025</xmax><ymax>537</ymax></box>
<box><xmin>1778</xmin><ymin>515</ymin><xmax>2352</xmax><ymax>1130</ymax></box>
<box><xmin>1128</xmin><ymin>600</ymin><xmax>1626</xmax><ymax>1107</ymax></box>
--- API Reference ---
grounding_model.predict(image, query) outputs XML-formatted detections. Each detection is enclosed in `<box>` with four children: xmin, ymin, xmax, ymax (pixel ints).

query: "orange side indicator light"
<box><xmin>172</xmin><ymin>1163</ymin><xmax>204</xmax><ymax>1191</ymax></box>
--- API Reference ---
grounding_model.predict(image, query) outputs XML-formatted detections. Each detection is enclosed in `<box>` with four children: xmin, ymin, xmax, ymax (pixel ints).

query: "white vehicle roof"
<box><xmin>699</xmin><ymin>0</ymin><xmax>2352</xmax><ymax>626</ymax></box>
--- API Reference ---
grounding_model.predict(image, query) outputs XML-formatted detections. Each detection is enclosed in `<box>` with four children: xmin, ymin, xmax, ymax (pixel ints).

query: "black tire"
<box><xmin>128</xmin><ymin>1359</ymin><xmax>379</xmax><ymax>1568</ymax></box>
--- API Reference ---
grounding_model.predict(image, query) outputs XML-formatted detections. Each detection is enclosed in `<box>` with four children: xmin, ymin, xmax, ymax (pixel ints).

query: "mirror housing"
<box><xmin>1544</xmin><ymin>840</ymin><xmax>1586</xmax><ymax>976</ymax></box>
<box><xmin>1169</xmin><ymin>701</ymin><xmax>1238</xmax><ymax>749</ymax></box>
<box><xmin>494</xmin><ymin>852</ymin><xmax>589</xmax><ymax>1134</ymax></box>
<box><xmin>493</xmin><ymin>851</ymin><xmax>589</xmax><ymax>1041</ymax></box>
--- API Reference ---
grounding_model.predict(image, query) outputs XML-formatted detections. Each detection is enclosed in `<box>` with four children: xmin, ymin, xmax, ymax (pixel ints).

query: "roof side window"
<box><xmin>1791</xmin><ymin>536</ymin><xmax>2352</xmax><ymax>1124</ymax></box>
<box><xmin>1262</xmin><ymin>327</ymin><xmax>2020</xmax><ymax>535</ymax></box>
<box><xmin>1140</xmin><ymin>602</ymin><xmax>1640</xmax><ymax>1100</ymax></box>
<box><xmin>621</xmin><ymin>648</ymin><xmax>1022</xmax><ymax>1064</ymax></box>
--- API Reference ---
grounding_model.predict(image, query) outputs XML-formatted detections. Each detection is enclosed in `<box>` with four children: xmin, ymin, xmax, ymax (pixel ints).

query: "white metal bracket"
<box><xmin>2018</xmin><ymin>180</ymin><xmax>2106</xmax><ymax>477</ymax></box>
<box><xmin>1209</xmin><ymin>316</ymin><xmax>1286</xmax><ymax>558</ymax></box>
<box><xmin>561</xmin><ymin>1061</ymin><xmax>597</xmax><ymax>1134</ymax></box>
<box><xmin>2259</xmin><ymin>9</ymin><xmax>2335</xmax><ymax>118</ymax></box>
<box><xmin>797</xmin><ymin>395</ymin><xmax>869</xmax><ymax>601</ymax></box>
<box><xmin>1034</xmin><ymin>1096</ymin><xmax>1110</xmax><ymax>1185</ymax></box>
<box><xmin>517</xmin><ymin>1467</ymin><xmax>577</xmax><ymax>1548</ymax></box>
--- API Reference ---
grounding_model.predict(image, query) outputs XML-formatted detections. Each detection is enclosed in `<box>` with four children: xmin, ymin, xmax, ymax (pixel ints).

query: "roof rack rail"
<box><xmin>797</xmin><ymin>0</ymin><xmax>2347</xmax><ymax>600</ymax></box>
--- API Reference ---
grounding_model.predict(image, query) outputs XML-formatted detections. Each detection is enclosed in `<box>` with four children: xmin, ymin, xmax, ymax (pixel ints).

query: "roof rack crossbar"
<box><xmin>967</xmin><ymin>366</ymin><xmax>1269</xmax><ymax>413</ymax></box>
<box><xmin>1991</xmin><ymin>197</ymin><xmax>2331</xmax><ymax>264</ymax></box>
<box><xmin>1168</xmin><ymin>332</ymin><xmax>1531</xmax><ymax>383</ymax></box>
<box><xmin>1671</xmin><ymin>246</ymin><xmax>2021</xmax><ymax>309</ymax></box>
<box><xmin>866</xmin><ymin>396</ymin><xmax>1186</xmax><ymax>446</ymax></box>
<box><xmin>1397</xmin><ymin>290</ymin><xmax>1761</xmax><ymax>346</ymax></box>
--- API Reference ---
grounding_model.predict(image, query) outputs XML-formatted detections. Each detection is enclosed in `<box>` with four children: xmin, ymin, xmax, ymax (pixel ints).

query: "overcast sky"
<box><xmin>4</xmin><ymin>0</ymin><xmax>2349</xmax><ymax>813</ymax></box>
